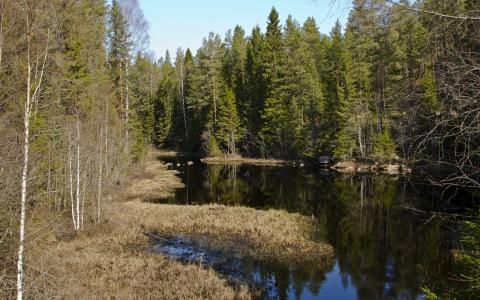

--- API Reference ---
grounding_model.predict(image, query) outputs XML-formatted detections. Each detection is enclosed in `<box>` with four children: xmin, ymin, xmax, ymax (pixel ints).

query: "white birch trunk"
<box><xmin>17</xmin><ymin>4</ymin><xmax>48</xmax><ymax>297</ymax></box>
<box><xmin>17</xmin><ymin>56</ymin><xmax>31</xmax><ymax>300</ymax></box>
<box><xmin>68</xmin><ymin>132</ymin><xmax>77</xmax><ymax>230</ymax></box>
<box><xmin>96</xmin><ymin>127</ymin><xmax>103</xmax><ymax>223</ymax></box>
<box><xmin>80</xmin><ymin>166</ymin><xmax>87</xmax><ymax>229</ymax></box>
<box><xmin>75</xmin><ymin>117</ymin><xmax>81</xmax><ymax>230</ymax></box>
<box><xmin>47</xmin><ymin>140</ymin><xmax>51</xmax><ymax>203</ymax></box>
<box><xmin>358</xmin><ymin>126</ymin><xmax>364</xmax><ymax>158</ymax></box>
<box><xmin>125</xmin><ymin>60</ymin><xmax>129</xmax><ymax>152</ymax></box>
<box><xmin>104</xmin><ymin>100</ymin><xmax>109</xmax><ymax>177</ymax></box>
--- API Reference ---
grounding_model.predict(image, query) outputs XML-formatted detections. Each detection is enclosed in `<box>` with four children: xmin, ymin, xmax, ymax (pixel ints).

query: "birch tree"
<box><xmin>17</xmin><ymin>0</ymin><xmax>49</xmax><ymax>298</ymax></box>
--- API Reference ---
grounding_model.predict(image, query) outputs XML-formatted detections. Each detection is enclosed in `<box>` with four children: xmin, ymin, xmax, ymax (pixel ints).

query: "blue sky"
<box><xmin>139</xmin><ymin>0</ymin><xmax>352</xmax><ymax>59</ymax></box>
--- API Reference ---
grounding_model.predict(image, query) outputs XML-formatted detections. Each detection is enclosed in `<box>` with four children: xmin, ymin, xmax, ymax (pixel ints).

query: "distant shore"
<box><xmin>201</xmin><ymin>156</ymin><xmax>288</xmax><ymax>166</ymax></box>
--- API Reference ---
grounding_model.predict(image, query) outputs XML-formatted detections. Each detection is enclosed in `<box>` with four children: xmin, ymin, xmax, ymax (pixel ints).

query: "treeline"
<box><xmin>151</xmin><ymin>0</ymin><xmax>480</xmax><ymax>171</ymax></box>
<box><xmin>0</xmin><ymin>0</ymin><xmax>152</xmax><ymax>296</ymax></box>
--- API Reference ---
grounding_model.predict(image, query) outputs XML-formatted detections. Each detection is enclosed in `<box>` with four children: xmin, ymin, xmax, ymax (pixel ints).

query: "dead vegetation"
<box><xmin>201</xmin><ymin>156</ymin><xmax>288</xmax><ymax>166</ymax></box>
<box><xmin>24</xmin><ymin>150</ymin><xmax>333</xmax><ymax>299</ymax></box>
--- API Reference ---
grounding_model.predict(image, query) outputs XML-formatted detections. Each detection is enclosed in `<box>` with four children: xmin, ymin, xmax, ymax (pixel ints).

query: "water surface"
<box><xmin>152</xmin><ymin>155</ymin><xmax>472</xmax><ymax>300</ymax></box>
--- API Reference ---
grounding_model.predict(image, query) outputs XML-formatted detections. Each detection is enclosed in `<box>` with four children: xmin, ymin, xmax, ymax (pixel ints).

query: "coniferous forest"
<box><xmin>152</xmin><ymin>1</ymin><xmax>480</xmax><ymax>180</ymax></box>
<box><xmin>0</xmin><ymin>0</ymin><xmax>479</xmax><ymax>299</ymax></box>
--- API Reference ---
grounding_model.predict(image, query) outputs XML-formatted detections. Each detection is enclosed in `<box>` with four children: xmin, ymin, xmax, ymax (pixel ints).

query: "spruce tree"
<box><xmin>154</xmin><ymin>51</ymin><xmax>177</xmax><ymax>147</ymax></box>
<box><xmin>262</xmin><ymin>7</ymin><xmax>284</xmax><ymax>97</ymax></box>
<box><xmin>223</xmin><ymin>25</ymin><xmax>248</xmax><ymax>130</ymax></box>
<box><xmin>188</xmin><ymin>33</ymin><xmax>225</xmax><ymax>152</ymax></box>
<box><xmin>281</xmin><ymin>16</ymin><xmax>324</xmax><ymax>156</ymax></box>
<box><xmin>244</xmin><ymin>26</ymin><xmax>266</xmax><ymax>149</ymax></box>
<box><xmin>108</xmin><ymin>0</ymin><xmax>130</xmax><ymax>120</ymax></box>
<box><xmin>260</xmin><ymin>7</ymin><xmax>289</xmax><ymax>157</ymax></box>
<box><xmin>217</xmin><ymin>88</ymin><xmax>245</xmax><ymax>155</ymax></box>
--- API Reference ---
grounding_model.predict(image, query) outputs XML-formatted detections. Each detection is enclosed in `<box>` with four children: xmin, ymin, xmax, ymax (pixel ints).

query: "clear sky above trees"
<box><xmin>138</xmin><ymin>0</ymin><xmax>351</xmax><ymax>58</ymax></box>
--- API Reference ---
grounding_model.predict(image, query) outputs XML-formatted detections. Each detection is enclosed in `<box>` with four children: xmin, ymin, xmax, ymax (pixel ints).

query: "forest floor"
<box><xmin>25</xmin><ymin>150</ymin><xmax>333</xmax><ymax>299</ymax></box>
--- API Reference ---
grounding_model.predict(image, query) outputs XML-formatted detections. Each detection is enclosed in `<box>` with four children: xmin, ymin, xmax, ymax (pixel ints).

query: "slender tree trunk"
<box><xmin>104</xmin><ymin>99</ymin><xmax>109</xmax><ymax>177</ymax></box>
<box><xmin>75</xmin><ymin>117</ymin><xmax>81</xmax><ymax>229</ymax></box>
<box><xmin>17</xmin><ymin>5</ymin><xmax>48</xmax><ymax>297</ymax></box>
<box><xmin>17</xmin><ymin>56</ymin><xmax>31</xmax><ymax>300</ymax></box>
<box><xmin>80</xmin><ymin>165</ymin><xmax>87</xmax><ymax>229</ymax></box>
<box><xmin>125</xmin><ymin>60</ymin><xmax>129</xmax><ymax>153</ymax></box>
<box><xmin>96</xmin><ymin>126</ymin><xmax>103</xmax><ymax>224</ymax></box>
<box><xmin>0</xmin><ymin>0</ymin><xmax>4</xmax><ymax>72</ymax></box>
<box><xmin>212</xmin><ymin>74</ymin><xmax>217</xmax><ymax>130</ymax></box>
<box><xmin>180</xmin><ymin>61</ymin><xmax>188</xmax><ymax>143</ymax></box>
<box><xmin>47</xmin><ymin>140</ymin><xmax>51</xmax><ymax>204</ymax></box>
<box><xmin>68</xmin><ymin>132</ymin><xmax>77</xmax><ymax>230</ymax></box>
<box><xmin>358</xmin><ymin>126</ymin><xmax>364</xmax><ymax>158</ymax></box>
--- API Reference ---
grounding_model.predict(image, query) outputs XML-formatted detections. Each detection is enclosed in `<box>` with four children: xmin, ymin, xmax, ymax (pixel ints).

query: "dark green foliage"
<box><xmin>458</xmin><ymin>212</ymin><xmax>480</xmax><ymax>296</ymax></box>
<box><xmin>108</xmin><ymin>0</ymin><xmax>130</xmax><ymax>115</ymax></box>
<box><xmin>217</xmin><ymin>88</ymin><xmax>245</xmax><ymax>154</ymax></box>
<box><xmin>244</xmin><ymin>26</ymin><xmax>267</xmax><ymax>153</ymax></box>
<box><xmin>152</xmin><ymin>0</ymin><xmax>480</xmax><ymax>179</ymax></box>
<box><xmin>129</xmin><ymin>53</ymin><xmax>160</xmax><ymax>153</ymax></box>
<box><xmin>154</xmin><ymin>52</ymin><xmax>177</xmax><ymax>147</ymax></box>
<box><xmin>373</xmin><ymin>126</ymin><xmax>397</xmax><ymax>161</ymax></box>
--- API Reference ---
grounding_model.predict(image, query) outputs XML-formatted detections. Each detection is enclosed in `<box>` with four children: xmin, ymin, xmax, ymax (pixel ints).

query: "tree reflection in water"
<box><xmin>159</xmin><ymin>157</ymin><xmax>470</xmax><ymax>299</ymax></box>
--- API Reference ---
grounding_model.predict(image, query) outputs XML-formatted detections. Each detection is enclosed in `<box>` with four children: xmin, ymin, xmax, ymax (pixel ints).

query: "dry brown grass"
<box><xmin>134</xmin><ymin>204</ymin><xmax>333</xmax><ymax>268</ymax></box>
<box><xmin>26</xmin><ymin>150</ymin><xmax>333</xmax><ymax>299</ymax></box>
<box><xmin>156</xmin><ymin>150</ymin><xmax>288</xmax><ymax>166</ymax></box>
<box><xmin>201</xmin><ymin>156</ymin><xmax>288</xmax><ymax>166</ymax></box>
<box><xmin>124</xmin><ymin>151</ymin><xmax>185</xmax><ymax>203</ymax></box>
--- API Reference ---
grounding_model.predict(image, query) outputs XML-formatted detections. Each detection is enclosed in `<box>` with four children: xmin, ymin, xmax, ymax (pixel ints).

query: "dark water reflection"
<box><xmin>150</xmin><ymin>234</ymin><xmax>332</xmax><ymax>299</ymax></box>
<box><xmin>155</xmin><ymin>156</ymin><xmax>472</xmax><ymax>300</ymax></box>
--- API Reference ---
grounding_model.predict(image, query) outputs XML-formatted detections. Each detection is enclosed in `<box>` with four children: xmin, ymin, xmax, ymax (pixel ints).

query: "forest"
<box><xmin>151</xmin><ymin>0</ymin><xmax>480</xmax><ymax>188</ymax></box>
<box><xmin>0</xmin><ymin>0</ymin><xmax>479</xmax><ymax>299</ymax></box>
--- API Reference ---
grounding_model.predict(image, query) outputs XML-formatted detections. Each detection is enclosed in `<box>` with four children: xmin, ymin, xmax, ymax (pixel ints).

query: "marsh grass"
<box><xmin>24</xmin><ymin>150</ymin><xmax>333</xmax><ymax>299</ymax></box>
<box><xmin>201</xmin><ymin>156</ymin><xmax>288</xmax><ymax>166</ymax></box>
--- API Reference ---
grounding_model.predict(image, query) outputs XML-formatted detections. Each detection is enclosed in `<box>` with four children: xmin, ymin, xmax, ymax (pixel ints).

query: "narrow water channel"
<box><xmin>152</xmin><ymin>155</ymin><xmax>474</xmax><ymax>300</ymax></box>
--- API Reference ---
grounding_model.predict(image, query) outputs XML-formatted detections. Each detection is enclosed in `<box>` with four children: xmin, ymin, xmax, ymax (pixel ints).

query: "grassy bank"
<box><xmin>201</xmin><ymin>156</ymin><xmax>288</xmax><ymax>166</ymax></box>
<box><xmin>156</xmin><ymin>150</ymin><xmax>289</xmax><ymax>166</ymax></box>
<box><xmin>25</xmin><ymin>151</ymin><xmax>333</xmax><ymax>299</ymax></box>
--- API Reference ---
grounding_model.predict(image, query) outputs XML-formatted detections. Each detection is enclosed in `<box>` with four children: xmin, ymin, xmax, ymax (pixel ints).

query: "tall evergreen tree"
<box><xmin>244</xmin><ymin>26</ymin><xmax>266</xmax><ymax>154</ymax></box>
<box><xmin>108</xmin><ymin>0</ymin><xmax>130</xmax><ymax>124</ymax></box>
<box><xmin>217</xmin><ymin>88</ymin><xmax>245</xmax><ymax>154</ymax></box>
<box><xmin>261</xmin><ymin>7</ymin><xmax>290</xmax><ymax>157</ymax></box>
<box><xmin>154</xmin><ymin>51</ymin><xmax>177</xmax><ymax>147</ymax></box>
<box><xmin>223</xmin><ymin>25</ymin><xmax>248</xmax><ymax>130</ymax></box>
<box><xmin>188</xmin><ymin>33</ymin><xmax>225</xmax><ymax>153</ymax></box>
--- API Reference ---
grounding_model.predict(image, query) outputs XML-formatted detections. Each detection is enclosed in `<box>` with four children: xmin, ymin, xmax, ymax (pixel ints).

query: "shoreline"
<box><xmin>201</xmin><ymin>156</ymin><xmax>289</xmax><ymax>166</ymax></box>
<box><xmin>155</xmin><ymin>149</ymin><xmax>461</xmax><ymax>179</ymax></box>
<box><xmin>29</xmin><ymin>150</ymin><xmax>333</xmax><ymax>299</ymax></box>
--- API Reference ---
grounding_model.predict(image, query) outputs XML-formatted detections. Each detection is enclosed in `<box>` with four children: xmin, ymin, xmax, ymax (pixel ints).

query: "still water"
<box><xmin>153</xmin><ymin>155</ymin><xmax>470</xmax><ymax>300</ymax></box>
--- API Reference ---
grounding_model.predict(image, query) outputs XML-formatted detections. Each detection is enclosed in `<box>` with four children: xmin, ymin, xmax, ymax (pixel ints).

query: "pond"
<box><xmin>152</xmin><ymin>155</ymin><xmax>474</xmax><ymax>300</ymax></box>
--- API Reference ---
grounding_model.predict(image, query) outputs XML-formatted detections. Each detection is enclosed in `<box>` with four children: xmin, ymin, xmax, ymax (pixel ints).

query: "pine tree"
<box><xmin>335</xmin><ymin>0</ymin><xmax>383</xmax><ymax>158</ymax></box>
<box><xmin>188</xmin><ymin>33</ymin><xmax>225</xmax><ymax>152</ymax></box>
